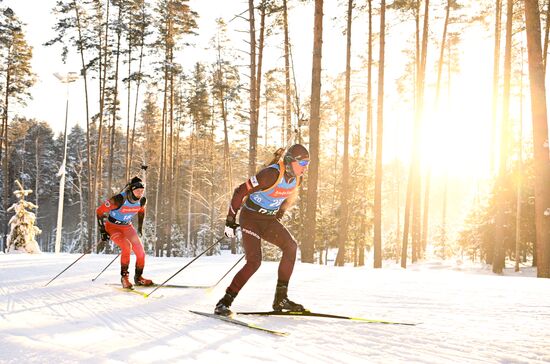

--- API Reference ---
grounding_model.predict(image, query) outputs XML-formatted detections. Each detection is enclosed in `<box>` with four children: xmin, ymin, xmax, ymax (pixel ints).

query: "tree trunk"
<box><xmin>157</xmin><ymin>46</ymin><xmax>169</xmax><ymax>257</ymax></box>
<box><xmin>166</xmin><ymin>46</ymin><xmax>175</xmax><ymax>258</ymax></box>
<box><xmin>411</xmin><ymin>0</ymin><xmax>430</xmax><ymax>263</ymax></box>
<box><xmin>515</xmin><ymin>62</ymin><xmax>524</xmax><ymax>273</ymax></box>
<box><xmin>358</xmin><ymin>0</ymin><xmax>373</xmax><ymax>268</ymax></box>
<box><xmin>186</xmin><ymin>127</ymin><xmax>195</xmax><ymax>250</ymax></box>
<box><xmin>303</xmin><ymin>0</ymin><xmax>323</xmax><ymax>264</ymax></box>
<box><xmin>129</xmin><ymin>4</ymin><xmax>146</xmax><ymax>169</ymax></box>
<box><xmin>73</xmin><ymin>1</ymin><xmax>94</xmax><ymax>250</ymax></box>
<box><xmin>401</xmin><ymin>162</ymin><xmax>413</xmax><ymax>268</ymax></box>
<box><xmin>2</xmin><ymin>46</ymin><xmax>11</xmax><ymax>246</ymax></box>
<box><xmin>373</xmin><ymin>0</ymin><xmax>386</xmax><ymax>269</ymax></box>
<box><xmin>108</xmin><ymin>5</ymin><xmax>123</xmax><ymax>196</ymax></box>
<box><xmin>93</xmin><ymin>0</ymin><xmax>110</xmax><ymax>234</ymax></box>
<box><xmin>366</xmin><ymin>0</ymin><xmax>373</xmax><ymax>156</ymax></box>
<box><xmin>283</xmin><ymin>0</ymin><xmax>292</xmax><ymax>145</ymax></box>
<box><xmin>125</xmin><ymin>12</ymin><xmax>133</xmax><ymax>181</ymax></box>
<box><xmin>248</xmin><ymin>0</ymin><xmax>258</xmax><ymax>177</ymax></box>
<box><xmin>335</xmin><ymin>0</ymin><xmax>353</xmax><ymax>267</ymax></box>
<box><xmin>441</xmin><ymin>171</ymin><xmax>448</xmax><ymax>257</ymax></box>
<box><xmin>401</xmin><ymin>0</ymin><xmax>429</xmax><ymax>268</ymax></box>
<box><xmin>490</xmin><ymin>0</ymin><xmax>502</xmax><ymax>175</ymax></box>
<box><xmin>493</xmin><ymin>0</ymin><xmax>513</xmax><ymax>274</ymax></box>
<box><xmin>542</xmin><ymin>0</ymin><xmax>550</xmax><ymax>73</ymax></box>
<box><xmin>256</xmin><ymin>3</ymin><xmax>266</xmax><ymax>126</ymax></box>
<box><xmin>524</xmin><ymin>0</ymin><xmax>550</xmax><ymax>278</ymax></box>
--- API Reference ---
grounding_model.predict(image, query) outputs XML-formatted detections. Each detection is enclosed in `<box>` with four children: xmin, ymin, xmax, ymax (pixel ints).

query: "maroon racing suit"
<box><xmin>226</xmin><ymin>163</ymin><xmax>300</xmax><ymax>294</ymax></box>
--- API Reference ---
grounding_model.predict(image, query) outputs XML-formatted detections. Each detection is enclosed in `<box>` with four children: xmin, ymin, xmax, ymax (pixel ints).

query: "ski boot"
<box><xmin>121</xmin><ymin>265</ymin><xmax>133</xmax><ymax>289</ymax></box>
<box><xmin>214</xmin><ymin>290</ymin><xmax>237</xmax><ymax>316</ymax></box>
<box><xmin>134</xmin><ymin>267</ymin><xmax>153</xmax><ymax>286</ymax></box>
<box><xmin>272</xmin><ymin>281</ymin><xmax>306</xmax><ymax>312</ymax></box>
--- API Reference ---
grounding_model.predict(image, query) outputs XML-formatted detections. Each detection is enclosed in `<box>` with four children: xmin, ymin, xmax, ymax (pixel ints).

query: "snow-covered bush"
<box><xmin>7</xmin><ymin>180</ymin><xmax>42</xmax><ymax>254</ymax></box>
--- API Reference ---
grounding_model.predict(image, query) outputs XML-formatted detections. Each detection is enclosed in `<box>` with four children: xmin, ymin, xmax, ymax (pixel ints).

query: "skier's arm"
<box><xmin>96</xmin><ymin>194</ymin><xmax>124</xmax><ymax>218</ymax></box>
<box><xmin>96</xmin><ymin>195</ymin><xmax>123</xmax><ymax>239</ymax></box>
<box><xmin>227</xmin><ymin>167</ymin><xmax>280</xmax><ymax>222</ymax></box>
<box><xmin>137</xmin><ymin>197</ymin><xmax>146</xmax><ymax>236</ymax></box>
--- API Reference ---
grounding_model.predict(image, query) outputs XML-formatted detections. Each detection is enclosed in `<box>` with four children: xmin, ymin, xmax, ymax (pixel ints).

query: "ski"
<box><xmin>106</xmin><ymin>283</ymin><xmax>211</xmax><ymax>289</ymax></box>
<box><xmin>113</xmin><ymin>287</ymin><xmax>150</xmax><ymax>297</ymax></box>
<box><xmin>236</xmin><ymin>310</ymin><xmax>418</xmax><ymax>326</ymax></box>
<box><xmin>190</xmin><ymin>310</ymin><xmax>289</xmax><ymax>337</ymax></box>
<box><xmin>111</xmin><ymin>287</ymin><xmax>163</xmax><ymax>298</ymax></box>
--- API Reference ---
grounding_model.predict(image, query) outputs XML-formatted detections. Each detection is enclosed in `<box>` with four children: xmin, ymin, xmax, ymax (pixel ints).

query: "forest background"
<box><xmin>1</xmin><ymin>0</ymin><xmax>549</xmax><ymax>278</ymax></box>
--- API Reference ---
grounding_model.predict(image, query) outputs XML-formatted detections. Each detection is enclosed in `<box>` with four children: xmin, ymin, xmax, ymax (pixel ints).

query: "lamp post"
<box><xmin>54</xmin><ymin>72</ymin><xmax>79</xmax><ymax>254</ymax></box>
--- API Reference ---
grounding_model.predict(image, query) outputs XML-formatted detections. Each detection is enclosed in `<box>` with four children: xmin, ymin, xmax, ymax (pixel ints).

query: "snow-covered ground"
<box><xmin>1</xmin><ymin>251</ymin><xmax>549</xmax><ymax>363</ymax></box>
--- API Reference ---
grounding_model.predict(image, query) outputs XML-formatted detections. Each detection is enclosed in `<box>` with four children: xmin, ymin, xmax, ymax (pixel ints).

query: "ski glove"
<box><xmin>224</xmin><ymin>216</ymin><xmax>240</xmax><ymax>239</ymax></box>
<box><xmin>97</xmin><ymin>217</ymin><xmax>109</xmax><ymax>242</ymax></box>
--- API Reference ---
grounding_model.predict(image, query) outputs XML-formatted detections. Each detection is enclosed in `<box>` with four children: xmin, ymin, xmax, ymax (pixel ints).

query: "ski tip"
<box><xmin>189</xmin><ymin>310</ymin><xmax>290</xmax><ymax>337</ymax></box>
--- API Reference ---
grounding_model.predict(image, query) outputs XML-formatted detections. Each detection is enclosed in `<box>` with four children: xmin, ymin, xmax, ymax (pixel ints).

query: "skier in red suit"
<box><xmin>96</xmin><ymin>176</ymin><xmax>153</xmax><ymax>288</ymax></box>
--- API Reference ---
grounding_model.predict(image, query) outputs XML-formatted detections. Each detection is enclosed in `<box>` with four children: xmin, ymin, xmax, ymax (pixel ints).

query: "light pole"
<box><xmin>54</xmin><ymin>72</ymin><xmax>79</xmax><ymax>254</ymax></box>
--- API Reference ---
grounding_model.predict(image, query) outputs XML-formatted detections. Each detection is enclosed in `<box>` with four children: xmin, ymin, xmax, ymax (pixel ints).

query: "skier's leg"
<box><xmin>227</xmin><ymin>226</ymin><xmax>262</xmax><ymax>293</ymax></box>
<box><xmin>215</xmin><ymin>218</ymin><xmax>262</xmax><ymax>315</ymax></box>
<box><xmin>127</xmin><ymin>229</ymin><xmax>152</xmax><ymax>286</ymax></box>
<box><xmin>106</xmin><ymin>223</ymin><xmax>133</xmax><ymax>288</ymax></box>
<box><xmin>262</xmin><ymin>220</ymin><xmax>304</xmax><ymax>312</ymax></box>
<box><xmin>262</xmin><ymin>219</ymin><xmax>297</xmax><ymax>282</ymax></box>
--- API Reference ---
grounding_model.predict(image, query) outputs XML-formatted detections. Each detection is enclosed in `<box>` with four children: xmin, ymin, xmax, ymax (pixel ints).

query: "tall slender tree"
<box><xmin>493</xmin><ymin>0</ymin><xmax>513</xmax><ymax>274</ymax></box>
<box><xmin>373</xmin><ymin>0</ymin><xmax>386</xmax><ymax>269</ymax></box>
<box><xmin>248</xmin><ymin>0</ymin><xmax>258</xmax><ymax>177</ymax></box>
<box><xmin>524</xmin><ymin>0</ymin><xmax>550</xmax><ymax>278</ymax></box>
<box><xmin>490</xmin><ymin>0</ymin><xmax>502</xmax><ymax>175</ymax></box>
<box><xmin>128</xmin><ymin>0</ymin><xmax>150</xmax><ymax>179</ymax></box>
<box><xmin>282</xmin><ymin>0</ymin><xmax>293</xmax><ymax>146</ymax></box>
<box><xmin>303</xmin><ymin>0</ymin><xmax>323</xmax><ymax>264</ymax></box>
<box><xmin>335</xmin><ymin>0</ymin><xmax>353</xmax><ymax>267</ymax></box>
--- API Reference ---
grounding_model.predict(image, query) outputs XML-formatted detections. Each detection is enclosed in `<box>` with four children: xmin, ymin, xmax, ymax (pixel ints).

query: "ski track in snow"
<box><xmin>1</xmin><ymin>252</ymin><xmax>550</xmax><ymax>363</ymax></box>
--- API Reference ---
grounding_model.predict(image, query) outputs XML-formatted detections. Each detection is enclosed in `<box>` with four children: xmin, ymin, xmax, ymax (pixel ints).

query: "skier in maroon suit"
<box><xmin>214</xmin><ymin>144</ymin><xmax>310</xmax><ymax>316</ymax></box>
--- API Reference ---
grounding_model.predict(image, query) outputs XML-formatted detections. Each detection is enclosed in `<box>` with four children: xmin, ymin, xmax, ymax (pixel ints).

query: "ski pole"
<box><xmin>147</xmin><ymin>236</ymin><xmax>225</xmax><ymax>297</ymax></box>
<box><xmin>91</xmin><ymin>253</ymin><xmax>120</xmax><ymax>282</ymax></box>
<box><xmin>45</xmin><ymin>252</ymin><xmax>88</xmax><ymax>287</ymax></box>
<box><xmin>207</xmin><ymin>254</ymin><xmax>245</xmax><ymax>292</ymax></box>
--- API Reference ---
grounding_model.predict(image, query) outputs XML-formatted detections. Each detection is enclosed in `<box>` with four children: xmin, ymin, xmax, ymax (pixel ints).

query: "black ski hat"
<box><xmin>128</xmin><ymin>176</ymin><xmax>145</xmax><ymax>190</ymax></box>
<box><xmin>284</xmin><ymin>144</ymin><xmax>309</xmax><ymax>162</ymax></box>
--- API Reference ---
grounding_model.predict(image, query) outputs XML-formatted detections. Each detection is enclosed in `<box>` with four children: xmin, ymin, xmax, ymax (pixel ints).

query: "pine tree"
<box><xmin>6</xmin><ymin>180</ymin><xmax>41</xmax><ymax>254</ymax></box>
<box><xmin>0</xmin><ymin>7</ymin><xmax>35</xmax><ymax>248</ymax></box>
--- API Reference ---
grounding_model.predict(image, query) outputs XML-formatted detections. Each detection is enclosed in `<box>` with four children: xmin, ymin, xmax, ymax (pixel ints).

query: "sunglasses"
<box><xmin>296</xmin><ymin>159</ymin><xmax>310</xmax><ymax>167</ymax></box>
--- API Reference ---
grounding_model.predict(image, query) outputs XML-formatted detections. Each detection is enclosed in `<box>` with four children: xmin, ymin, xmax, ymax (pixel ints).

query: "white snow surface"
<box><xmin>1</xmin><ymin>252</ymin><xmax>549</xmax><ymax>364</ymax></box>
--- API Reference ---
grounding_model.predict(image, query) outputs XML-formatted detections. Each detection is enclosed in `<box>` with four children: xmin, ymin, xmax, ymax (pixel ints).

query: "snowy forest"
<box><xmin>0</xmin><ymin>0</ymin><xmax>549</xmax><ymax>278</ymax></box>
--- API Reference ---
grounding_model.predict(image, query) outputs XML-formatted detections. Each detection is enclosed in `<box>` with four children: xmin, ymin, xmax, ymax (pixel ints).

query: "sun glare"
<box><xmin>420</xmin><ymin>29</ymin><xmax>494</xmax><ymax>181</ymax></box>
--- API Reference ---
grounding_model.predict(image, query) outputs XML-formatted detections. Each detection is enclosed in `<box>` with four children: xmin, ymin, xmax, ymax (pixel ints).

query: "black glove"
<box><xmin>97</xmin><ymin>217</ymin><xmax>109</xmax><ymax>241</ymax></box>
<box><xmin>224</xmin><ymin>216</ymin><xmax>240</xmax><ymax>238</ymax></box>
<box><xmin>137</xmin><ymin>226</ymin><xmax>143</xmax><ymax>237</ymax></box>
